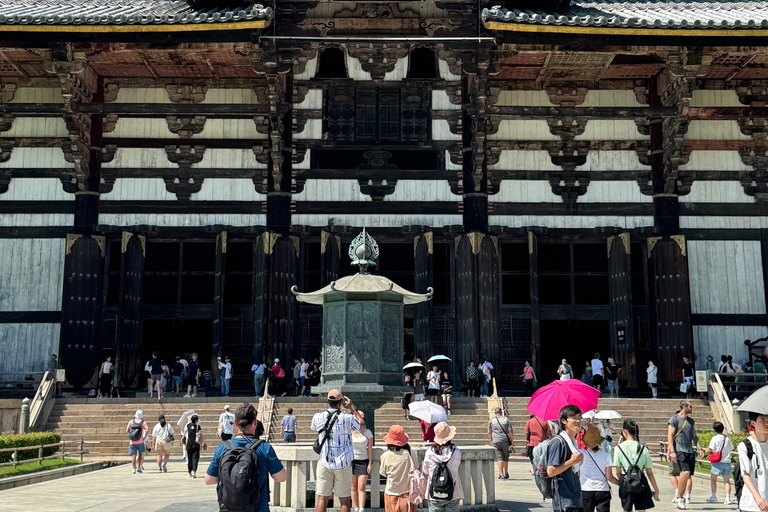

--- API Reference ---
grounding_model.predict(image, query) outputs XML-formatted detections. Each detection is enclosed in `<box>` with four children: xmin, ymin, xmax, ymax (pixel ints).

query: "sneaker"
<box><xmin>192</xmin><ymin>393</ymin><xmax>196</xmax><ymax>397</ymax></box>
<box><xmin>724</xmin><ymin>498</ymin><xmax>732</xmax><ymax>506</ymax></box>
<box><xmin>706</xmin><ymin>496</ymin><xmax>718</xmax><ymax>503</ymax></box>
<box><xmin>192</xmin><ymin>471</ymin><xmax>196</xmax><ymax>478</ymax></box>
<box><xmin>498</xmin><ymin>475</ymin><xmax>503</xmax><ymax>480</ymax></box>
<box><xmin>189</xmin><ymin>472</ymin><xmax>193</xmax><ymax>478</ymax></box>
<box><xmin>447</xmin><ymin>410</ymin><xmax>451</xmax><ymax>415</ymax></box>
<box><xmin>504</xmin><ymin>474</ymin><xmax>510</xmax><ymax>480</ymax></box>
<box><xmin>163</xmin><ymin>464</ymin><xmax>167</xmax><ymax>473</ymax></box>
<box><xmin>183</xmin><ymin>393</ymin><xmax>191</xmax><ymax>398</ymax></box>
<box><xmin>132</xmin><ymin>469</ymin><xmax>136</xmax><ymax>474</ymax></box>
<box><xmin>137</xmin><ymin>468</ymin><xmax>143</xmax><ymax>474</ymax></box>
<box><xmin>671</xmin><ymin>496</ymin><xmax>679</xmax><ymax>503</ymax></box>
<box><xmin>684</xmin><ymin>496</ymin><xmax>691</xmax><ymax>505</ymax></box>
<box><xmin>158</xmin><ymin>467</ymin><xmax>163</xmax><ymax>472</ymax></box>
<box><xmin>675</xmin><ymin>498</ymin><xmax>688</xmax><ymax>510</ymax></box>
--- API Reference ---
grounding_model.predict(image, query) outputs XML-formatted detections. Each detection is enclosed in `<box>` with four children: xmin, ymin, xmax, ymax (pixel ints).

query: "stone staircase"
<box><xmin>45</xmin><ymin>396</ymin><xmax>712</xmax><ymax>458</ymax></box>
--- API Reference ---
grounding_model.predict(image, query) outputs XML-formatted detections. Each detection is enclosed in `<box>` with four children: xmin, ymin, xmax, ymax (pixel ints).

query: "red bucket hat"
<box><xmin>383</xmin><ymin>425</ymin><xmax>409</xmax><ymax>446</ymax></box>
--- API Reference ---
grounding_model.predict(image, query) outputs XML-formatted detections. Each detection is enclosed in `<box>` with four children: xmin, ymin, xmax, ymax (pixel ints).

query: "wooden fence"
<box><xmin>0</xmin><ymin>439</ymin><xmax>98</xmax><ymax>468</ymax></box>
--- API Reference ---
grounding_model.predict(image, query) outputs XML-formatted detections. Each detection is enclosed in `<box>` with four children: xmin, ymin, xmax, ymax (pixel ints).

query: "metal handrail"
<box><xmin>29</xmin><ymin>371</ymin><xmax>56</xmax><ymax>431</ymax></box>
<box><xmin>709</xmin><ymin>373</ymin><xmax>736</xmax><ymax>433</ymax></box>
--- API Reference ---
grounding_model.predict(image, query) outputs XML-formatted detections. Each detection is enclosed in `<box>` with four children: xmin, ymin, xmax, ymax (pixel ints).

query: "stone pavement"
<box><xmin>0</xmin><ymin>455</ymin><xmax>736</xmax><ymax>512</ymax></box>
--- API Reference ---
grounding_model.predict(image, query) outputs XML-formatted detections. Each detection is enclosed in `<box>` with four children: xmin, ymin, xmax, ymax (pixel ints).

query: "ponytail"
<box><xmin>622</xmin><ymin>418</ymin><xmax>642</xmax><ymax>454</ymax></box>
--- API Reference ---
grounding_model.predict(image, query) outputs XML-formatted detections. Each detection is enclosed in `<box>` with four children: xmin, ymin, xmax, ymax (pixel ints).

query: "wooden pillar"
<box><xmin>252</xmin><ymin>233</ymin><xmax>268</xmax><ymax>365</ymax></box>
<box><xmin>321</xmin><ymin>230</ymin><xmax>340</xmax><ymax>286</ymax></box>
<box><xmin>454</xmin><ymin>234</ymin><xmax>478</xmax><ymax>383</ymax></box>
<box><xmin>477</xmin><ymin>234</ymin><xmax>501</xmax><ymax>372</ymax></box>
<box><xmin>414</xmin><ymin>232</ymin><xmax>433</xmax><ymax>361</ymax></box>
<box><xmin>211</xmin><ymin>231</ymin><xmax>227</xmax><ymax>383</ymax></box>
<box><xmin>528</xmin><ymin>231</ymin><xmax>542</xmax><ymax>380</ymax></box>
<box><xmin>647</xmin><ymin>235</ymin><xmax>694</xmax><ymax>385</ymax></box>
<box><xmin>59</xmin><ymin>234</ymin><xmax>106</xmax><ymax>388</ymax></box>
<box><xmin>116</xmin><ymin>232</ymin><xmax>145</xmax><ymax>388</ymax></box>
<box><xmin>608</xmin><ymin>232</ymin><xmax>637</xmax><ymax>387</ymax></box>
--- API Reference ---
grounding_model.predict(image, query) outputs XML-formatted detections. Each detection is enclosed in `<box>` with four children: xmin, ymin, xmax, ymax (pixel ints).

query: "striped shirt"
<box><xmin>311</xmin><ymin>408</ymin><xmax>360</xmax><ymax>470</ymax></box>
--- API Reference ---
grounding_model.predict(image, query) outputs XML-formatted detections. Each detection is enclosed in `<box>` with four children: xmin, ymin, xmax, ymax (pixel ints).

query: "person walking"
<box><xmin>293</xmin><ymin>358</ymin><xmax>302</xmax><ymax>396</ymax></box>
<box><xmin>647</xmin><ymin>361</ymin><xmax>658</xmax><ymax>398</ymax></box>
<box><xmin>480</xmin><ymin>357</ymin><xmax>494</xmax><ymax>397</ymax></box>
<box><xmin>379</xmin><ymin>425</ymin><xmax>415</xmax><ymax>512</ymax></box>
<box><xmin>582</xmin><ymin>361</ymin><xmax>593</xmax><ymax>385</ymax></box>
<box><xmin>466</xmin><ymin>361</ymin><xmax>479</xmax><ymax>398</ymax></box>
<box><xmin>161</xmin><ymin>359</ymin><xmax>170</xmax><ymax>393</ymax></box>
<box><xmin>580</xmin><ymin>425</ymin><xmax>618</xmax><ymax>512</ymax></box>
<box><xmin>488</xmin><ymin>407</ymin><xmax>514</xmax><ymax>480</ymax></box>
<box><xmin>218</xmin><ymin>356</ymin><xmax>232</xmax><ymax>397</ymax></box>
<box><xmin>426</xmin><ymin>364</ymin><xmax>441</xmax><ymax>404</ymax></box>
<box><xmin>546</xmin><ymin>405</ymin><xmax>584</xmax><ymax>512</ymax></box>
<box><xmin>311</xmin><ymin>390</ymin><xmax>363</xmax><ymax>512</ymax></box>
<box><xmin>558</xmin><ymin>359</ymin><xmax>573</xmax><ymax>381</ymax></box>
<box><xmin>252</xmin><ymin>357</ymin><xmax>267</xmax><ymax>397</ymax></box>
<box><xmin>98</xmin><ymin>356</ymin><xmax>113</xmax><ymax>398</ymax></box>
<box><xmin>413</xmin><ymin>370</ymin><xmax>426</xmax><ymax>401</ymax></box>
<box><xmin>126</xmin><ymin>409</ymin><xmax>148</xmax><ymax>474</ymax></box>
<box><xmin>702</xmin><ymin>421</ymin><xmax>734</xmax><ymax>505</ymax></box>
<box><xmin>591</xmin><ymin>353</ymin><xmax>604</xmax><ymax>392</ymax></box>
<box><xmin>667</xmin><ymin>400</ymin><xmax>704</xmax><ymax>509</ymax></box>
<box><xmin>270</xmin><ymin>359</ymin><xmax>286</xmax><ymax>397</ymax></box>
<box><xmin>423</xmin><ymin>422</ymin><xmax>463</xmax><ymax>512</ymax></box>
<box><xmin>184</xmin><ymin>413</ymin><xmax>207</xmax><ymax>478</ymax></box>
<box><xmin>737</xmin><ymin>411</ymin><xmax>768</xmax><ymax>512</ymax></box>
<box><xmin>185</xmin><ymin>352</ymin><xmax>200</xmax><ymax>398</ymax></box>
<box><xmin>205</xmin><ymin>403</ymin><xmax>287</xmax><ymax>511</ymax></box>
<box><xmin>351</xmin><ymin>413</ymin><xmax>374</xmax><ymax>512</ymax></box>
<box><xmin>606</xmin><ymin>358</ymin><xmax>623</xmax><ymax>398</ymax></box>
<box><xmin>218</xmin><ymin>405</ymin><xmax>235</xmax><ymax>442</ymax></box>
<box><xmin>525</xmin><ymin>414</ymin><xmax>552</xmax><ymax>470</ymax></box>
<box><xmin>148</xmin><ymin>351</ymin><xmax>163</xmax><ymax>402</ymax></box>
<box><xmin>300</xmin><ymin>357</ymin><xmax>309</xmax><ymax>395</ymax></box>
<box><xmin>440</xmin><ymin>371</ymin><xmax>453</xmax><ymax>415</ymax></box>
<box><xmin>171</xmin><ymin>356</ymin><xmax>184</xmax><ymax>397</ymax></box>
<box><xmin>681</xmin><ymin>357</ymin><xmax>695</xmax><ymax>398</ymax></box>
<box><xmin>521</xmin><ymin>361</ymin><xmax>536</xmax><ymax>396</ymax></box>
<box><xmin>151</xmin><ymin>414</ymin><xmax>174</xmax><ymax>473</ymax></box>
<box><xmin>613</xmin><ymin>419</ymin><xmax>660</xmax><ymax>512</ymax></box>
<box><xmin>281</xmin><ymin>408</ymin><xmax>297</xmax><ymax>443</ymax></box>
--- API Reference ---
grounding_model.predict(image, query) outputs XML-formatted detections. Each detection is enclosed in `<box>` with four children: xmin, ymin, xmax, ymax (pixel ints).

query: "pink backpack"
<box><xmin>408</xmin><ymin>454</ymin><xmax>427</xmax><ymax>504</ymax></box>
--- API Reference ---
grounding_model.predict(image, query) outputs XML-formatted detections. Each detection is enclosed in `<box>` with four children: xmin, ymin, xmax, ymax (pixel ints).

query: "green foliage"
<box><xmin>0</xmin><ymin>458</ymin><xmax>80</xmax><ymax>478</ymax></box>
<box><xmin>0</xmin><ymin>432</ymin><xmax>62</xmax><ymax>463</ymax></box>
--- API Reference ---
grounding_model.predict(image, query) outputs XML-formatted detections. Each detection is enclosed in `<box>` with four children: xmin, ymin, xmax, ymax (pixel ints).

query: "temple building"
<box><xmin>1</xmin><ymin>0</ymin><xmax>767</xmax><ymax>391</ymax></box>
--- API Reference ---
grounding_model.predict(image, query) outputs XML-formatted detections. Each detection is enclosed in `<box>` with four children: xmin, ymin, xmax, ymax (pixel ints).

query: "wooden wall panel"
<box><xmin>294</xmin><ymin>119</ymin><xmax>323</xmax><ymax>139</ymax></box>
<box><xmin>575</xmin><ymin>120</ymin><xmax>649</xmax><ymax>141</ymax></box>
<box><xmin>495</xmin><ymin>90</ymin><xmax>645</xmax><ymax>107</ymax></box>
<box><xmin>101</xmin><ymin>178</ymin><xmax>176</xmax><ymax>201</ymax></box>
<box><xmin>679</xmin><ymin>151</ymin><xmax>751</xmax><ymax>171</ymax></box>
<box><xmin>489</xmin><ymin>121</ymin><xmax>559</xmax><ymax>141</ymax></box>
<box><xmin>114</xmin><ymin>88</ymin><xmax>170</xmax><ymax>103</ymax></box>
<box><xmin>295</xmin><ymin>89</ymin><xmax>323</xmax><ymax>109</ymax></box>
<box><xmin>191</xmin><ymin>179</ymin><xmax>268</xmax><ymax>201</ymax></box>
<box><xmin>293</xmin><ymin>179</ymin><xmax>370</xmax><ymax>202</ymax></box>
<box><xmin>0</xmin><ymin>148</ymin><xmax>73</xmax><ymax>169</ymax></box>
<box><xmin>580</xmin><ymin>182</ymin><xmax>653</xmax><ymax>203</ymax></box>
<box><xmin>99</xmin><ymin>214</ymin><xmax>267</xmax><ymax>227</ymax></box>
<box><xmin>489</xmin><ymin>180</ymin><xmax>559</xmax><ymax>203</ymax></box>
<box><xmin>488</xmin><ymin>151</ymin><xmax>561</xmax><ymax>171</ymax></box>
<box><xmin>0</xmin><ymin>214</ymin><xmax>73</xmax><ymax>226</ymax></box>
<box><xmin>488</xmin><ymin>215</ymin><xmax>654</xmax><ymax>229</ymax></box>
<box><xmin>0</xmin><ymin>239</ymin><xmax>65</xmax><ymax>311</ymax></box>
<box><xmin>383</xmin><ymin>58</ymin><xmax>408</xmax><ymax>81</ymax></box>
<box><xmin>386</xmin><ymin>181</ymin><xmax>459</xmax><ymax>202</ymax></box>
<box><xmin>692</xmin><ymin>325</ymin><xmax>766</xmax><ymax>368</ymax></box>
<box><xmin>0</xmin><ymin>178</ymin><xmax>73</xmax><ymax>201</ymax></box>
<box><xmin>0</xmin><ymin>323</ymin><xmax>60</xmax><ymax>377</ymax></box>
<box><xmin>685</xmin><ymin>121</ymin><xmax>751</xmax><ymax>141</ymax></box>
<box><xmin>432</xmin><ymin>90</ymin><xmax>460</xmax><ymax>110</ymax></box>
<box><xmin>690</xmin><ymin>90</ymin><xmax>742</xmax><ymax>107</ymax></box>
<box><xmin>680</xmin><ymin>217</ymin><xmax>765</xmax><ymax>229</ymax></box>
<box><xmin>102</xmin><ymin>148</ymin><xmax>265</xmax><ymax>169</ymax></box>
<box><xmin>103</xmin><ymin>178</ymin><xmax>268</xmax><ymax>202</ymax></box>
<box><xmin>432</xmin><ymin>120</ymin><xmax>461</xmax><ymax>141</ymax></box>
<box><xmin>10</xmin><ymin>87</ymin><xmax>64</xmax><ymax>103</ymax></box>
<box><xmin>679</xmin><ymin>182</ymin><xmax>755</xmax><ymax>203</ymax></box>
<box><xmin>688</xmin><ymin>241</ymin><xmax>766</xmax><ymax>315</ymax></box>
<box><xmin>582</xmin><ymin>151</ymin><xmax>650</xmax><ymax>171</ymax></box>
<box><xmin>292</xmin><ymin>213</ymin><xmax>464</xmax><ymax>227</ymax></box>
<box><xmin>438</xmin><ymin>59</ymin><xmax>461</xmax><ymax>80</ymax></box>
<box><xmin>295</xmin><ymin>56</ymin><xmax>318</xmax><ymax>80</ymax></box>
<box><xmin>1</xmin><ymin>118</ymin><xmax>68</xmax><ymax>138</ymax></box>
<box><xmin>489</xmin><ymin>150</ymin><xmax>650</xmax><ymax>171</ymax></box>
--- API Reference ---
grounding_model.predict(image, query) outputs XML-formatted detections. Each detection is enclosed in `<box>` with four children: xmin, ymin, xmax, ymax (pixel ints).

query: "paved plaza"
<box><xmin>0</xmin><ymin>455</ymin><xmax>734</xmax><ymax>512</ymax></box>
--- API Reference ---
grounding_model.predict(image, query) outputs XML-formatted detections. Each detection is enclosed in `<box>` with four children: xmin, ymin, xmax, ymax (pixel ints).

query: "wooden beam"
<box><xmin>0</xmin><ymin>103</ymin><xmax>271</xmax><ymax>116</ymax></box>
<box><xmin>489</xmin><ymin>106</ymin><xmax>676</xmax><ymax>118</ymax></box>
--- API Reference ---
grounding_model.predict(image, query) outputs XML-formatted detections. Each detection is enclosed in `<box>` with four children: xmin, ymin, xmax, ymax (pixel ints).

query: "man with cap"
<box><xmin>205</xmin><ymin>403</ymin><xmax>286</xmax><ymax>511</ymax></box>
<box><xmin>126</xmin><ymin>409</ymin><xmax>148</xmax><ymax>474</ymax></box>
<box><xmin>218</xmin><ymin>405</ymin><xmax>236</xmax><ymax>441</ymax></box>
<box><xmin>218</xmin><ymin>355</ymin><xmax>233</xmax><ymax>397</ymax></box>
<box><xmin>311</xmin><ymin>390</ymin><xmax>363</xmax><ymax>512</ymax></box>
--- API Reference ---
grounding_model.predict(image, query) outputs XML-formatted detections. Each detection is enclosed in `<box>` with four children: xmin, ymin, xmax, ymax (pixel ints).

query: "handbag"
<box><xmin>679</xmin><ymin>382</ymin><xmax>688</xmax><ymax>393</ymax></box>
<box><xmin>709</xmin><ymin>436</ymin><xmax>726</xmax><ymax>464</ymax></box>
<box><xmin>407</xmin><ymin>453</ymin><xmax>427</xmax><ymax>504</ymax></box>
<box><xmin>313</xmin><ymin>410</ymin><xmax>339</xmax><ymax>454</ymax></box>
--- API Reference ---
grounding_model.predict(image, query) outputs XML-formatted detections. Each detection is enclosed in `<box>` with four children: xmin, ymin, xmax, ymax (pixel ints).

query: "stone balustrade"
<box><xmin>270</xmin><ymin>444</ymin><xmax>497</xmax><ymax>512</ymax></box>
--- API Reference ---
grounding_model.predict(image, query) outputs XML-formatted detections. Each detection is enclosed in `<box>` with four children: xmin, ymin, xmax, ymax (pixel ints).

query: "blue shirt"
<box><xmin>206</xmin><ymin>437</ymin><xmax>284</xmax><ymax>512</ymax></box>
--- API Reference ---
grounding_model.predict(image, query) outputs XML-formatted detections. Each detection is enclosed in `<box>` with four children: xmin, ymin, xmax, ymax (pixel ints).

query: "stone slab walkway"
<box><xmin>0</xmin><ymin>454</ymin><xmax>736</xmax><ymax>512</ymax></box>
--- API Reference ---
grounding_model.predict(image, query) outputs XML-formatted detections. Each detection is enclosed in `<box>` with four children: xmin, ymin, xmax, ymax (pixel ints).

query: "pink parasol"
<box><xmin>526</xmin><ymin>379</ymin><xmax>600</xmax><ymax>421</ymax></box>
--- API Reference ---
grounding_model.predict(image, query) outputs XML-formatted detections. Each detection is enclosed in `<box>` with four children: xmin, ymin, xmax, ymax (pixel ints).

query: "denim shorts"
<box><xmin>172</xmin><ymin>376</ymin><xmax>182</xmax><ymax>385</ymax></box>
<box><xmin>128</xmin><ymin>443</ymin><xmax>145</xmax><ymax>456</ymax></box>
<box><xmin>711</xmin><ymin>462</ymin><xmax>732</xmax><ymax>476</ymax></box>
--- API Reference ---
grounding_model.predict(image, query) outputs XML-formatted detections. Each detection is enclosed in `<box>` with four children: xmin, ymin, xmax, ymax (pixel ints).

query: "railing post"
<box><xmin>61</xmin><ymin>440</ymin><xmax>65</xmax><ymax>461</ymax></box>
<box><xmin>19</xmin><ymin>397</ymin><xmax>30</xmax><ymax>434</ymax></box>
<box><xmin>12</xmin><ymin>448</ymin><xmax>18</xmax><ymax>468</ymax></box>
<box><xmin>38</xmin><ymin>445</ymin><xmax>43</xmax><ymax>466</ymax></box>
<box><xmin>80</xmin><ymin>438</ymin><xmax>84</xmax><ymax>462</ymax></box>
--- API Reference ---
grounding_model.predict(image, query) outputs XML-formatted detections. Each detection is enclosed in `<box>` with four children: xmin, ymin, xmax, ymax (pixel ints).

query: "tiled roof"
<box><xmin>482</xmin><ymin>1</ymin><xmax>768</xmax><ymax>30</ymax></box>
<box><xmin>0</xmin><ymin>0</ymin><xmax>272</xmax><ymax>26</ymax></box>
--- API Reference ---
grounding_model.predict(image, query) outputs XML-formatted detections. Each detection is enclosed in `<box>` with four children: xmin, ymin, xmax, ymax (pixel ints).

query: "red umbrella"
<box><xmin>526</xmin><ymin>379</ymin><xmax>600</xmax><ymax>421</ymax></box>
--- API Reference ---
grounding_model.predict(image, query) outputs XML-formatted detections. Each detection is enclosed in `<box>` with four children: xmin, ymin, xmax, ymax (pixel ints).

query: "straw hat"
<box><xmin>583</xmin><ymin>425</ymin><xmax>603</xmax><ymax>450</ymax></box>
<box><xmin>433</xmin><ymin>422</ymin><xmax>457</xmax><ymax>445</ymax></box>
<box><xmin>383</xmin><ymin>425</ymin><xmax>410</xmax><ymax>446</ymax></box>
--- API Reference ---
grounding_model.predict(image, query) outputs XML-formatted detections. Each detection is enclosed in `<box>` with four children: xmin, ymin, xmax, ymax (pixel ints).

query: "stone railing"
<box><xmin>270</xmin><ymin>444</ymin><xmax>496</xmax><ymax>512</ymax></box>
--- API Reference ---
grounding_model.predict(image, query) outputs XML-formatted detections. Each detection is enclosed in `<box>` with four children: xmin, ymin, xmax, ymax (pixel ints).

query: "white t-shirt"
<box><xmin>218</xmin><ymin>411</ymin><xmax>235</xmax><ymax>434</ymax></box>
<box><xmin>738</xmin><ymin>437</ymin><xmax>768</xmax><ymax>512</ymax></box>
<box><xmin>708</xmin><ymin>434</ymin><xmax>734</xmax><ymax>463</ymax></box>
<box><xmin>647</xmin><ymin>365</ymin><xmax>658</xmax><ymax>384</ymax></box>
<box><xmin>152</xmin><ymin>423</ymin><xmax>174</xmax><ymax>442</ymax></box>
<box><xmin>427</xmin><ymin>371</ymin><xmax>441</xmax><ymax>389</ymax></box>
<box><xmin>579</xmin><ymin>448</ymin><xmax>613</xmax><ymax>491</ymax></box>
<box><xmin>591</xmin><ymin>359</ymin><xmax>604</xmax><ymax>377</ymax></box>
<box><xmin>352</xmin><ymin>429</ymin><xmax>374</xmax><ymax>460</ymax></box>
<box><xmin>300</xmin><ymin>363</ymin><xmax>308</xmax><ymax>378</ymax></box>
<box><xmin>219</xmin><ymin>362</ymin><xmax>232</xmax><ymax>379</ymax></box>
<box><xmin>481</xmin><ymin>362</ymin><xmax>494</xmax><ymax>377</ymax></box>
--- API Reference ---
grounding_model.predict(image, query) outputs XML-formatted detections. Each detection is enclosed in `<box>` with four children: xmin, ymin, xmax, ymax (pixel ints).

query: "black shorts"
<box><xmin>676</xmin><ymin>452</ymin><xmax>696</xmax><ymax>474</ymax></box>
<box><xmin>352</xmin><ymin>459</ymin><xmax>369</xmax><ymax>476</ymax></box>
<box><xmin>592</xmin><ymin>375</ymin><xmax>604</xmax><ymax>387</ymax></box>
<box><xmin>527</xmin><ymin>446</ymin><xmax>534</xmax><ymax>462</ymax></box>
<box><xmin>583</xmin><ymin>490</ymin><xmax>611</xmax><ymax>512</ymax></box>
<box><xmin>427</xmin><ymin>388</ymin><xmax>439</xmax><ymax>396</ymax></box>
<box><xmin>619</xmin><ymin>486</ymin><xmax>655</xmax><ymax>511</ymax></box>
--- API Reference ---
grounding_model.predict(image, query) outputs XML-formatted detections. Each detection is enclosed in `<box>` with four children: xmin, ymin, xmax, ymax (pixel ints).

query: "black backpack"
<box><xmin>429</xmin><ymin>447</ymin><xmax>455</xmax><ymax>501</ymax></box>
<box><xmin>128</xmin><ymin>420</ymin><xmax>143</xmax><ymax>441</ymax></box>
<box><xmin>217</xmin><ymin>439</ymin><xmax>264</xmax><ymax>512</ymax></box>
<box><xmin>734</xmin><ymin>439</ymin><xmax>758</xmax><ymax>502</ymax></box>
<box><xmin>617</xmin><ymin>445</ymin><xmax>649</xmax><ymax>495</ymax></box>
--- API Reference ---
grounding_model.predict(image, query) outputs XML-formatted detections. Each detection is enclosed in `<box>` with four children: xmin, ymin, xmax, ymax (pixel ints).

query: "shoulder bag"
<box><xmin>313</xmin><ymin>410</ymin><xmax>340</xmax><ymax>454</ymax></box>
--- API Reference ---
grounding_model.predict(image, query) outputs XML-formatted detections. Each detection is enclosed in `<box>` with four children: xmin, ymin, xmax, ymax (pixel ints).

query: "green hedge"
<box><xmin>696</xmin><ymin>429</ymin><xmax>749</xmax><ymax>468</ymax></box>
<box><xmin>0</xmin><ymin>432</ymin><xmax>61</xmax><ymax>463</ymax></box>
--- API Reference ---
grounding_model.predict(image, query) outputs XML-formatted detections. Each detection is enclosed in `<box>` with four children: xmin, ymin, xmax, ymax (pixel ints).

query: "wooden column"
<box><xmin>116</xmin><ymin>232</ymin><xmax>144</xmax><ymax>388</ymax></box>
<box><xmin>528</xmin><ymin>231</ymin><xmax>542</xmax><ymax>380</ymax></box>
<box><xmin>321</xmin><ymin>230</ymin><xmax>340</xmax><ymax>286</ymax></box>
<box><xmin>252</xmin><ymin>233</ymin><xmax>268</xmax><ymax>365</ymax></box>
<box><xmin>647</xmin><ymin>235</ymin><xmax>694</xmax><ymax>385</ymax></box>
<box><xmin>414</xmin><ymin>232</ymin><xmax>433</xmax><ymax>361</ymax></box>
<box><xmin>477</xmin><ymin>234</ymin><xmax>501</xmax><ymax>372</ymax></box>
<box><xmin>211</xmin><ymin>231</ymin><xmax>227</xmax><ymax>383</ymax></box>
<box><xmin>608</xmin><ymin>232</ymin><xmax>637</xmax><ymax>387</ymax></box>
<box><xmin>454</xmin><ymin>234</ymin><xmax>478</xmax><ymax>382</ymax></box>
<box><xmin>59</xmin><ymin>234</ymin><xmax>106</xmax><ymax>388</ymax></box>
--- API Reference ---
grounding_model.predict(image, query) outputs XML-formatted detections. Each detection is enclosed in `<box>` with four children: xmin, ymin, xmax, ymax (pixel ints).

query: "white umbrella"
<box><xmin>737</xmin><ymin>386</ymin><xmax>768</xmax><ymax>416</ymax></box>
<box><xmin>428</xmin><ymin>355</ymin><xmax>452</xmax><ymax>363</ymax></box>
<box><xmin>403</xmin><ymin>362</ymin><xmax>425</xmax><ymax>370</ymax></box>
<box><xmin>178</xmin><ymin>409</ymin><xmax>197</xmax><ymax>426</ymax></box>
<box><xmin>594</xmin><ymin>410</ymin><xmax>622</xmax><ymax>420</ymax></box>
<box><xmin>408</xmin><ymin>401</ymin><xmax>448</xmax><ymax>424</ymax></box>
<box><xmin>582</xmin><ymin>409</ymin><xmax>598</xmax><ymax>419</ymax></box>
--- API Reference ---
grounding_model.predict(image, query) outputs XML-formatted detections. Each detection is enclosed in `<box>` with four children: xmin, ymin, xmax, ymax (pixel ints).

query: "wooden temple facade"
<box><xmin>1</xmin><ymin>0</ymin><xmax>768</xmax><ymax>390</ymax></box>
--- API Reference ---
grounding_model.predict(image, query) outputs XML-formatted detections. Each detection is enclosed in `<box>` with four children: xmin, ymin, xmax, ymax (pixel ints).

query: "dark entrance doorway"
<box><xmin>540</xmin><ymin>320</ymin><xmax>610</xmax><ymax>383</ymax></box>
<box><xmin>141</xmin><ymin>319</ymin><xmax>213</xmax><ymax>379</ymax></box>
